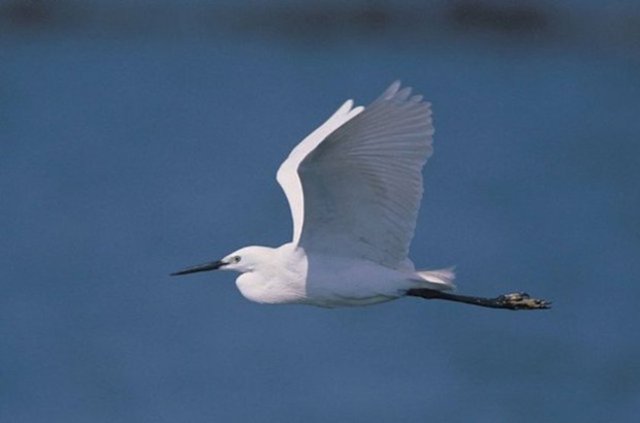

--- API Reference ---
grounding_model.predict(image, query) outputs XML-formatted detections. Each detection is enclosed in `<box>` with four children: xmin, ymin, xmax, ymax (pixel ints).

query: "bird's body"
<box><xmin>172</xmin><ymin>82</ymin><xmax>550</xmax><ymax>311</ymax></box>
<box><xmin>231</xmin><ymin>243</ymin><xmax>452</xmax><ymax>308</ymax></box>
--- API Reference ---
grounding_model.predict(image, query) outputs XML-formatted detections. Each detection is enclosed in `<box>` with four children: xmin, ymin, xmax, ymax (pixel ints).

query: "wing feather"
<box><xmin>276</xmin><ymin>99</ymin><xmax>364</xmax><ymax>244</ymax></box>
<box><xmin>277</xmin><ymin>81</ymin><xmax>434</xmax><ymax>269</ymax></box>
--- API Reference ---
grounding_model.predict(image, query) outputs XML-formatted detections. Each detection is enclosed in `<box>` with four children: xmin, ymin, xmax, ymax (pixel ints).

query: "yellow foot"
<box><xmin>497</xmin><ymin>292</ymin><xmax>551</xmax><ymax>310</ymax></box>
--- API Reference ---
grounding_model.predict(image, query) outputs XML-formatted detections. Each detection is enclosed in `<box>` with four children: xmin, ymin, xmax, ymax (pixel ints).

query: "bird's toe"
<box><xmin>499</xmin><ymin>292</ymin><xmax>551</xmax><ymax>310</ymax></box>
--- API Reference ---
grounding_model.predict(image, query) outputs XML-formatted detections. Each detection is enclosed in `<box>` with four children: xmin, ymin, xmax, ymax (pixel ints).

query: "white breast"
<box><xmin>234</xmin><ymin>245</ymin><xmax>309</xmax><ymax>304</ymax></box>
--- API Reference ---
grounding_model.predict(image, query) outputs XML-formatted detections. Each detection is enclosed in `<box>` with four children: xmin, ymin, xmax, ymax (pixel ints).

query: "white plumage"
<box><xmin>279</xmin><ymin>81</ymin><xmax>433</xmax><ymax>270</ymax></box>
<box><xmin>173</xmin><ymin>82</ymin><xmax>455</xmax><ymax>307</ymax></box>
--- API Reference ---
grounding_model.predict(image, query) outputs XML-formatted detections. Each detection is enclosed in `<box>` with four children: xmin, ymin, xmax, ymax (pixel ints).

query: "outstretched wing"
<box><xmin>276</xmin><ymin>82</ymin><xmax>434</xmax><ymax>269</ymax></box>
<box><xmin>276</xmin><ymin>98</ymin><xmax>364</xmax><ymax>244</ymax></box>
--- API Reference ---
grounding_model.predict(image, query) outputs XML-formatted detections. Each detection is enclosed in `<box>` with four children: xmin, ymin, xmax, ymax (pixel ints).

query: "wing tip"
<box><xmin>379</xmin><ymin>80</ymin><xmax>401</xmax><ymax>100</ymax></box>
<box><xmin>379</xmin><ymin>80</ymin><xmax>431</xmax><ymax>106</ymax></box>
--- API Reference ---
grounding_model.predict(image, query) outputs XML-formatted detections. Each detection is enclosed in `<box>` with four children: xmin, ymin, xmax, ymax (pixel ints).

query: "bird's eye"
<box><xmin>232</xmin><ymin>256</ymin><xmax>241</xmax><ymax>263</ymax></box>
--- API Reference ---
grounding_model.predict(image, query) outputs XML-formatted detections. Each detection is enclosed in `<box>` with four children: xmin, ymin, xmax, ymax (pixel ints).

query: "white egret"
<box><xmin>172</xmin><ymin>82</ymin><xmax>549</xmax><ymax>310</ymax></box>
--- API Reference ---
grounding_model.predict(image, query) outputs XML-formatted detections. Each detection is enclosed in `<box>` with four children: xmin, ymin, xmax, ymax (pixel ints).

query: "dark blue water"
<box><xmin>2</xmin><ymin>2</ymin><xmax>639</xmax><ymax>422</ymax></box>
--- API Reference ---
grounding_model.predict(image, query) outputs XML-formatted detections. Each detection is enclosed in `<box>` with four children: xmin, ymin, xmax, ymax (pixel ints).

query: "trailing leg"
<box><xmin>406</xmin><ymin>288</ymin><xmax>551</xmax><ymax>310</ymax></box>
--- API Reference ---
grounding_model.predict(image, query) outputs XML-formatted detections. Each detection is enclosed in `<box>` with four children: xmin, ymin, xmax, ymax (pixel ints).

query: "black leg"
<box><xmin>406</xmin><ymin>288</ymin><xmax>551</xmax><ymax>310</ymax></box>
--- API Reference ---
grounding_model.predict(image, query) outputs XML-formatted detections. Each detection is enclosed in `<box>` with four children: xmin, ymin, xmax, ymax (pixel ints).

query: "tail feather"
<box><xmin>414</xmin><ymin>267</ymin><xmax>456</xmax><ymax>291</ymax></box>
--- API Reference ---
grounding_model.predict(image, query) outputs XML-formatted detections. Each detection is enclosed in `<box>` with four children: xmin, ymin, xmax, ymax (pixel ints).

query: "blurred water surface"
<box><xmin>1</xmin><ymin>1</ymin><xmax>639</xmax><ymax>422</ymax></box>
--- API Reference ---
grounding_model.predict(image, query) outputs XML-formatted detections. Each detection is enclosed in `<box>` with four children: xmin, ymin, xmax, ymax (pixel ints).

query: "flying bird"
<box><xmin>172</xmin><ymin>82</ymin><xmax>549</xmax><ymax>311</ymax></box>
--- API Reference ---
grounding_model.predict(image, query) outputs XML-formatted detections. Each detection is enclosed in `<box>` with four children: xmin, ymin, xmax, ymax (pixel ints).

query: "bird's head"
<box><xmin>171</xmin><ymin>246</ymin><xmax>272</xmax><ymax>276</ymax></box>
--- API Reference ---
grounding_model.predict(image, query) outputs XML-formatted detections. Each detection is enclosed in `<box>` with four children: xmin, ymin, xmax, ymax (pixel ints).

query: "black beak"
<box><xmin>170</xmin><ymin>260</ymin><xmax>226</xmax><ymax>276</ymax></box>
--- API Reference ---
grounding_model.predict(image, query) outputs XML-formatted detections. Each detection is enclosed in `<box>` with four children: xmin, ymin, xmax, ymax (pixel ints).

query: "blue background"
<box><xmin>2</xmin><ymin>1</ymin><xmax>639</xmax><ymax>421</ymax></box>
